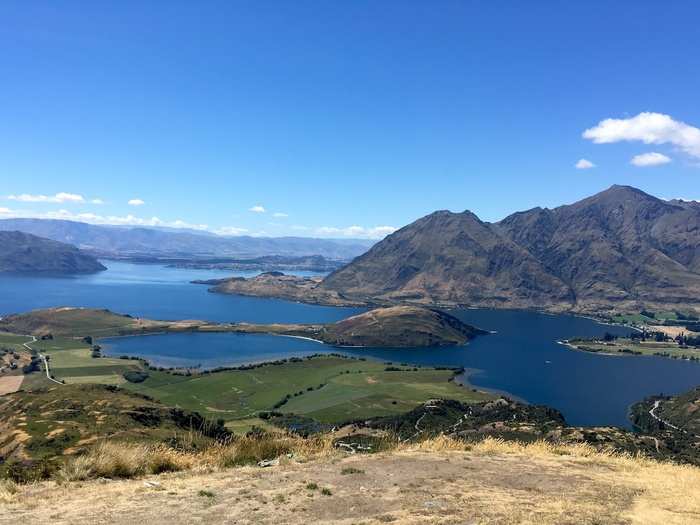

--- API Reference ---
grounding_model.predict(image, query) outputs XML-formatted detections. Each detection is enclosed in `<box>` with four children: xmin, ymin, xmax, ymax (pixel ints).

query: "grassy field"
<box><xmin>124</xmin><ymin>356</ymin><xmax>492</xmax><ymax>428</ymax></box>
<box><xmin>566</xmin><ymin>337</ymin><xmax>700</xmax><ymax>360</ymax></box>
<box><xmin>610</xmin><ymin>310</ymin><xmax>695</xmax><ymax>325</ymax></box>
<box><xmin>0</xmin><ymin>334</ymin><xmax>32</xmax><ymax>351</ymax></box>
<box><xmin>29</xmin><ymin>337</ymin><xmax>141</xmax><ymax>385</ymax></box>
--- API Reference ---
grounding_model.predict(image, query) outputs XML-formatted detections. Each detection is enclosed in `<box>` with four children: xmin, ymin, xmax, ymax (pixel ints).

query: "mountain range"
<box><xmin>0</xmin><ymin>231</ymin><xmax>106</xmax><ymax>274</ymax></box>
<box><xmin>322</xmin><ymin>186</ymin><xmax>700</xmax><ymax>314</ymax></box>
<box><xmin>0</xmin><ymin>219</ymin><xmax>373</xmax><ymax>260</ymax></box>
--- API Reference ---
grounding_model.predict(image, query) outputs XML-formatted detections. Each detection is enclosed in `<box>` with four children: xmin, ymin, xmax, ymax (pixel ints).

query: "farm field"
<box><xmin>29</xmin><ymin>337</ymin><xmax>141</xmax><ymax>385</ymax></box>
<box><xmin>123</xmin><ymin>356</ymin><xmax>492</xmax><ymax>427</ymax></box>
<box><xmin>565</xmin><ymin>337</ymin><xmax>700</xmax><ymax>360</ymax></box>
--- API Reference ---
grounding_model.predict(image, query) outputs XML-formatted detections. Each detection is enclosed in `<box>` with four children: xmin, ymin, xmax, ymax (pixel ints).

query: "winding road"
<box><xmin>23</xmin><ymin>335</ymin><xmax>63</xmax><ymax>385</ymax></box>
<box><xmin>648</xmin><ymin>400</ymin><xmax>699</xmax><ymax>438</ymax></box>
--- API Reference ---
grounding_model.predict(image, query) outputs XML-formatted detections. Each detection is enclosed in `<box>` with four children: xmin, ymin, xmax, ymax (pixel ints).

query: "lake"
<box><xmin>4</xmin><ymin>261</ymin><xmax>700</xmax><ymax>428</ymax></box>
<box><xmin>0</xmin><ymin>260</ymin><xmax>363</xmax><ymax>324</ymax></box>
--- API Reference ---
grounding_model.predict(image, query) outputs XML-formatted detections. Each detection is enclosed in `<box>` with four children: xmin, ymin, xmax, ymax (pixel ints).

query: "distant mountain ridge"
<box><xmin>0</xmin><ymin>231</ymin><xmax>106</xmax><ymax>274</ymax></box>
<box><xmin>0</xmin><ymin>219</ymin><xmax>374</xmax><ymax>260</ymax></box>
<box><xmin>322</xmin><ymin>186</ymin><xmax>700</xmax><ymax>314</ymax></box>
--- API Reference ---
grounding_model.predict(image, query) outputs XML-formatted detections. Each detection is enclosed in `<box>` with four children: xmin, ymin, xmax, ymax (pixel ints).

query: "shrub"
<box><xmin>1</xmin><ymin>458</ymin><xmax>58</xmax><ymax>483</ymax></box>
<box><xmin>122</xmin><ymin>370</ymin><xmax>149</xmax><ymax>383</ymax></box>
<box><xmin>341</xmin><ymin>467</ymin><xmax>364</xmax><ymax>475</ymax></box>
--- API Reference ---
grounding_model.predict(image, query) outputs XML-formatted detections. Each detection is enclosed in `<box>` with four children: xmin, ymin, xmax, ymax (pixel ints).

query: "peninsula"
<box><xmin>0</xmin><ymin>305</ymin><xmax>484</xmax><ymax>348</ymax></box>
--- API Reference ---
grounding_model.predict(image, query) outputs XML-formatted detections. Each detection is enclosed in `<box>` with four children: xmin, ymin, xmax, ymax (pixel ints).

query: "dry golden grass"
<box><xmin>56</xmin><ymin>432</ymin><xmax>339</xmax><ymax>482</ymax></box>
<box><xmin>408</xmin><ymin>436</ymin><xmax>700</xmax><ymax>525</ymax></box>
<box><xmin>0</xmin><ymin>480</ymin><xmax>18</xmax><ymax>504</ymax></box>
<box><xmin>57</xmin><ymin>441</ymin><xmax>195</xmax><ymax>481</ymax></box>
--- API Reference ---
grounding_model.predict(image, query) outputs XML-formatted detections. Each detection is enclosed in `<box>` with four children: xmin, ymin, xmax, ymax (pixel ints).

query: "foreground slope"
<box><xmin>322</xmin><ymin>185</ymin><xmax>700</xmax><ymax>314</ymax></box>
<box><xmin>2</xmin><ymin>438</ymin><xmax>699</xmax><ymax>525</ymax></box>
<box><xmin>0</xmin><ymin>231</ymin><xmax>105</xmax><ymax>274</ymax></box>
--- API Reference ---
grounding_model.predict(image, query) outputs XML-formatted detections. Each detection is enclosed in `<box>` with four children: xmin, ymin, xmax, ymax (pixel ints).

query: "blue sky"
<box><xmin>1</xmin><ymin>1</ymin><xmax>699</xmax><ymax>239</ymax></box>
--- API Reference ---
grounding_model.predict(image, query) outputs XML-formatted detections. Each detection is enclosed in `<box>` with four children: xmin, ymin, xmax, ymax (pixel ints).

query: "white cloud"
<box><xmin>315</xmin><ymin>225</ymin><xmax>397</xmax><ymax>240</ymax></box>
<box><xmin>575</xmin><ymin>159</ymin><xmax>596</xmax><ymax>169</ymax></box>
<box><xmin>583</xmin><ymin>112</ymin><xmax>700</xmax><ymax>159</ymax></box>
<box><xmin>91</xmin><ymin>198</ymin><xmax>104</xmax><ymax>204</ymax></box>
<box><xmin>249</xmin><ymin>205</ymin><xmax>265</xmax><ymax>213</ymax></box>
<box><xmin>7</xmin><ymin>192</ymin><xmax>85</xmax><ymax>203</ymax></box>
<box><xmin>128</xmin><ymin>199</ymin><xmax>145</xmax><ymax>206</ymax></box>
<box><xmin>213</xmin><ymin>226</ymin><xmax>249</xmax><ymax>236</ymax></box>
<box><xmin>630</xmin><ymin>152</ymin><xmax>671</xmax><ymax>167</ymax></box>
<box><xmin>272</xmin><ymin>212</ymin><xmax>288</xmax><ymax>218</ymax></box>
<box><xmin>0</xmin><ymin>207</ymin><xmax>207</xmax><ymax>230</ymax></box>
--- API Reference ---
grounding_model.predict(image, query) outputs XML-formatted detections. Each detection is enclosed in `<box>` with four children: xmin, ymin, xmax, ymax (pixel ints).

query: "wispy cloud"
<box><xmin>91</xmin><ymin>198</ymin><xmax>105</xmax><ymax>204</ymax></box>
<box><xmin>630</xmin><ymin>152</ymin><xmax>671</xmax><ymax>167</ymax></box>
<box><xmin>583</xmin><ymin>112</ymin><xmax>700</xmax><ymax>160</ymax></box>
<box><xmin>128</xmin><ymin>198</ymin><xmax>145</xmax><ymax>206</ymax></box>
<box><xmin>249</xmin><ymin>205</ymin><xmax>265</xmax><ymax>213</ymax></box>
<box><xmin>272</xmin><ymin>212</ymin><xmax>288</xmax><ymax>218</ymax></box>
<box><xmin>7</xmin><ymin>192</ymin><xmax>85</xmax><ymax>203</ymax></box>
<box><xmin>575</xmin><ymin>159</ymin><xmax>595</xmax><ymax>169</ymax></box>
<box><xmin>213</xmin><ymin>226</ymin><xmax>249</xmax><ymax>236</ymax></box>
<box><xmin>0</xmin><ymin>207</ymin><xmax>207</xmax><ymax>230</ymax></box>
<box><xmin>316</xmin><ymin>225</ymin><xmax>397</xmax><ymax>239</ymax></box>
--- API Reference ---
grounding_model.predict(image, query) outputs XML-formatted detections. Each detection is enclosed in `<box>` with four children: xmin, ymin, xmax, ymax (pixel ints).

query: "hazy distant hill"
<box><xmin>322</xmin><ymin>186</ymin><xmax>700</xmax><ymax>314</ymax></box>
<box><xmin>0</xmin><ymin>231</ymin><xmax>106</xmax><ymax>274</ymax></box>
<box><xmin>0</xmin><ymin>219</ymin><xmax>373</xmax><ymax>260</ymax></box>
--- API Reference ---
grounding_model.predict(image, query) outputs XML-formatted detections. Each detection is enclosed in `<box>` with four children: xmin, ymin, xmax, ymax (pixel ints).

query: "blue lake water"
<box><xmin>3</xmin><ymin>261</ymin><xmax>700</xmax><ymax>428</ymax></box>
<box><xmin>0</xmin><ymin>261</ymin><xmax>363</xmax><ymax>324</ymax></box>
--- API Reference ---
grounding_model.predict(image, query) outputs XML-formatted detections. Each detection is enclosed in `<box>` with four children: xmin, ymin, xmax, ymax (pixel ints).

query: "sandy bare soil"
<box><xmin>2</xmin><ymin>442</ymin><xmax>700</xmax><ymax>525</ymax></box>
<box><xmin>0</xmin><ymin>376</ymin><xmax>23</xmax><ymax>396</ymax></box>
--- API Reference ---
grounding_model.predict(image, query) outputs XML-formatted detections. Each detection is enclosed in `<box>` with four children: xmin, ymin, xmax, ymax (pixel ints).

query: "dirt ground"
<box><xmin>0</xmin><ymin>375</ymin><xmax>23</xmax><ymax>396</ymax></box>
<box><xmin>2</xmin><ymin>444</ymin><xmax>700</xmax><ymax>525</ymax></box>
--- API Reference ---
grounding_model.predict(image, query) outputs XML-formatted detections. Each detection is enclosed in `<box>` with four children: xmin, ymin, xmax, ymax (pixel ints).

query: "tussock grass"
<box><xmin>55</xmin><ymin>432</ymin><xmax>338</xmax><ymax>482</ymax></box>
<box><xmin>0</xmin><ymin>480</ymin><xmax>19</xmax><ymax>503</ymax></box>
<box><xmin>203</xmin><ymin>432</ymin><xmax>336</xmax><ymax>468</ymax></box>
<box><xmin>408</xmin><ymin>434</ymin><xmax>619</xmax><ymax>460</ymax></box>
<box><xmin>58</xmin><ymin>441</ymin><xmax>194</xmax><ymax>481</ymax></box>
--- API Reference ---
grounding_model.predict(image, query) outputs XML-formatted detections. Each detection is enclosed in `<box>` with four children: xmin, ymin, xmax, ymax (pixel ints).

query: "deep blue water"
<box><xmin>0</xmin><ymin>261</ymin><xmax>363</xmax><ymax>324</ymax></box>
<box><xmin>3</xmin><ymin>261</ymin><xmax>700</xmax><ymax>428</ymax></box>
<box><xmin>102</xmin><ymin>307</ymin><xmax>700</xmax><ymax>428</ymax></box>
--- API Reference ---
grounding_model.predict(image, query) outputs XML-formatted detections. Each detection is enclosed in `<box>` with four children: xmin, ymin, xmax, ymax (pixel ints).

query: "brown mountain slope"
<box><xmin>321</xmin><ymin>210</ymin><xmax>574</xmax><ymax>309</ymax></box>
<box><xmin>0</xmin><ymin>231</ymin><xmax>105</xmax><ymax>274</ymax></box>
<box><xmin>322</xmin><ymin>186</ymin><xmax>700</xmax><ymax>314</ymax></box>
